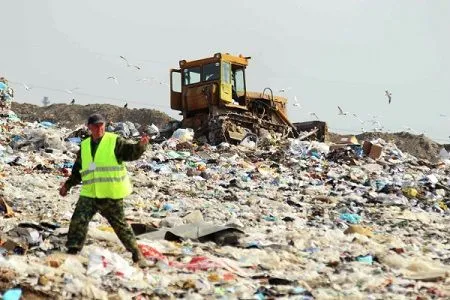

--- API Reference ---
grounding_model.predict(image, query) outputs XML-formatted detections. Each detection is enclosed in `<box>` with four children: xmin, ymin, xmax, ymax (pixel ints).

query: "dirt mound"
<box><xmin>355</xmin><ymin>131</ymin><xmax>442</xmax><ymax>161</ymax></box>
<box><xmin>11</xmin><ymin>102</ymin><xmax>173</xmax><ymax>128</ymax></box>
<box><xmin>328</xmin><ymin>131</ymin><xmax>443</xmax><ymax>161</ymax></box>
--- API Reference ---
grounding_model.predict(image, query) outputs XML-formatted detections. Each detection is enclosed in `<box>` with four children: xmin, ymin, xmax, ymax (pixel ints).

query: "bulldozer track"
<box><xmin>207</xmin><ymin>112</ymin><xmax>294</xmax><ymax>144</ymax></box>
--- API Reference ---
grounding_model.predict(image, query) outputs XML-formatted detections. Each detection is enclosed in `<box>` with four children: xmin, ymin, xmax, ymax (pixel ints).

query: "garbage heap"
<box><xmin>1</xmin><ymin>117</ymin><xmax>450</xmax><ymax>299</ymax></box>
<box><xmin>0</xmin><ymin>77</ymin><xmax>15</xmax><ymax>116</ymax></box>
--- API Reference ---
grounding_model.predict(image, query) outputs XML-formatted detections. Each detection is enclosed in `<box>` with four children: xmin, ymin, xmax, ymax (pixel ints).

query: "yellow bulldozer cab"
<box><xmin>170</xmin><ymin>53</ymin><xmax>251</xmax><ymax>112</ymax></box>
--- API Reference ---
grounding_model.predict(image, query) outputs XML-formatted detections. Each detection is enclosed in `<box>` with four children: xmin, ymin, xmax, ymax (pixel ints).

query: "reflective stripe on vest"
<box><xmin>80</xmin><ymin>166</ymin><xmax>125</xmax><ymax>177</ymax></box>
<box><xmin>82</xmin><ymin>175</ymin><xmax>128</xmax><ymax>185</ymax></box>
<box><xmin>79</xmin><ymin>132</ymin><xmax>132</xmax><ymax>199</ymax></box>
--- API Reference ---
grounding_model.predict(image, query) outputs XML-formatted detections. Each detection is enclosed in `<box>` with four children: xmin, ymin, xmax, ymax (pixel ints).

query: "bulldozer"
<box><xmin>169</xmin><ymin>53</ymin><xmax>327</xmax><ymax>144</ymax></box>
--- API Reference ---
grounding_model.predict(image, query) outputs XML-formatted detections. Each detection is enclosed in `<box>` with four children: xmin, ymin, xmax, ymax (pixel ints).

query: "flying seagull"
<box><xmin>124</xmin><ymin>102</ymin><xmax>128</xmax><ymax>109</ymax></box>
<box><xmin>278</xmin><ymin>87</ymin><xmax>292</xmax><ymax>93</ymax></box>
<box><xmin>70</xmin><ymin>99</ymin><xmax>75</xmax><ymax>105</ymax></box>
<box><xmin>107</xmin><ymin>76</ymin><xmax>119</xmax><ymax>85</ymax></box>
<box><xmin>293</xmin><ymin>96</ymin><xmax>301</xmax><ymax>107</ymax></box>
<box><xmin>337</xmin><ymin>106</ymin><xmax>348</xmax><ymax>116</ymax></box>
<box><xmin>65</xmin><ymin>87</ymin><xmax>79</xmax><ymax>94</ymax></box>
<box><xmin>369</xmin><ymin>119</ymin><xmax>383</xmax><ymax>128</ymax></box>
<box><xmin>385</xmin><ymin>90</ymin><xmax>392</xmax><ymax>104</ymax></box>
<box><xmin>120</xmin><ymin>55</ymin><xmax>141</xmax><ymax>70</ymax></box>
<box><xmin>403</xmin><ymin>126</ymin><xmax>419</xmax><ymax>134</ymax></box>
<box><xmin>309</xmin><ymin>112</ymin><xmax>320</xmax><ymax>120</ymax></box>
<box><xmin>352</xmin><ymin>113</ymin><xmax>364</xmax><ymax>124</ymax></box>
<box><xmin>22</xmin><ymin>83</ymin><xmax>32</xmax><ymax>91</ymax></box>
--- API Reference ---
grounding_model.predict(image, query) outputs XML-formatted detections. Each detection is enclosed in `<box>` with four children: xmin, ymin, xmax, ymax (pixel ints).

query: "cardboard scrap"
<box><xmin>0</xmin><ymin>196</ymin><xmax>14</xmax><ymax>217</ymax></box>
<box><xmin>363</xmin><ymin>141</ymin><xmax>383</xmax><ymax>160</ymax></box>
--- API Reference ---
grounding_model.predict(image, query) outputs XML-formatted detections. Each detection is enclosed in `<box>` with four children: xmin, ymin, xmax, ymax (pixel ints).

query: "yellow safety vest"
<box><xmin>79</xmin><ymin>132</ymin><xmax>132</xmax><ymax>199</ymax></box>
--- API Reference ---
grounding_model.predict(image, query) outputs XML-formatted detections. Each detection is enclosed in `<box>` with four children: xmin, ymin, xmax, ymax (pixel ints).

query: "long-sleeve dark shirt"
<box><xmin>64</xmin><ymin>136</ymin><xmax>146</xmax><ymax>189</ymax></box>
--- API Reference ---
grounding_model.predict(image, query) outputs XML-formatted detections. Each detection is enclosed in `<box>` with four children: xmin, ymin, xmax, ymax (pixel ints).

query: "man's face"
<box><xmin>88</xmin><ymin>123</ymin><xmax>105</xmax><ymax>140</ymax></box>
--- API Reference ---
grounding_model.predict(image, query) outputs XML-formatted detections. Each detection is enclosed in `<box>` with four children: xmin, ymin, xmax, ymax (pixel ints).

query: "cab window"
<box><xmin>221</xmin><ymin>62</ymin><xmax>231</xmax><ymax>83</ymax></box>
<box><xmin>233</xmin><ymin>68</ymin><xmax>245</xmax><ymax>94</ymax></box>
<box><xmin>183</xmin><ymin>67</ymin><xmax>201</xmax><ymax>85</ymax></box>
<box><xmin>202</xmin><ymin>62</ymin><xmax>220</xmax><ymax>81</ymax></box>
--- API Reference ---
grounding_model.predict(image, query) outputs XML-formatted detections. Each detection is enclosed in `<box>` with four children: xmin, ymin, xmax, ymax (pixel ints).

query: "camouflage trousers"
<box><xmin>66</xmin><ymin>196</ymin><xmax>140</xmax><ymax>259</ymax></box>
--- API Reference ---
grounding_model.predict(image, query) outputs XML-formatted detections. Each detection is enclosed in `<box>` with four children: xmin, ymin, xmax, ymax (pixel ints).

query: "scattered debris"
<box><xmin>1</xmin><ymin>107</ymin><xmax>450</xmax><ymax>298</ymax></box>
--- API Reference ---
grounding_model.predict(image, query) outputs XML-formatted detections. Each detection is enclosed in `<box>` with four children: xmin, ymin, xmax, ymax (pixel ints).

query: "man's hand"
<box><xmin>139</xmin><ymin>134</ymin><xmax>150</xmax><ymax>146</ymax></box>
<box><xmin>59</xmin><ymin>183</ymin><xmax>69</xmax><ymax>197</ymax></box>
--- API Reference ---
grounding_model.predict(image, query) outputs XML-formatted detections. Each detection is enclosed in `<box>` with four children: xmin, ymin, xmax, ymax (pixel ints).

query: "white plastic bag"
<box><xmin>171</xmin><ymin>128</ymin><xmax>194</xmax><ymax>142</ymax></box>
<box><xmin>148</xmin><ymin>123</ymin><xmax>160</xmax><ymax>139</ymax></box>
<box><xmin>439</xmin><ymin>148</ymin><xmax>449</xmax><ymax>160</ymax></box>
<box><xmin>86</xmin><ymin>247</ymin><xmax>138</xmax><ymax>279</ymax></box>
<box><xmin>240</xmin><ymin>136</ymin><xmax>256</xmax><ymax>149</ymax></box>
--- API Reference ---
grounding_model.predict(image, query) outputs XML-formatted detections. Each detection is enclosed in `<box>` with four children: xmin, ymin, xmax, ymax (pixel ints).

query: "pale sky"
<box><xmin>2</xmin><ymin>0</ymin><xmax>449</xmax><ymax>142</ymax></box>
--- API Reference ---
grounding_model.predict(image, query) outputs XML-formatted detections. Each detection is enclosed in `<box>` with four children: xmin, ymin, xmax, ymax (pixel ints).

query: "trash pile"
<box><xmin>0</xmin><ymin>77</ymin><xmax>15</xmax><ymax>117</ymax></box>
<box><xmin>105</xmin><ymin>121</ymin><xmax>160</xmax><ymax>140</ymax></box>
<box><xmin>1</xmin><ymin>114</ymin><xmax>450</xmax><ymax>299</ymax></box>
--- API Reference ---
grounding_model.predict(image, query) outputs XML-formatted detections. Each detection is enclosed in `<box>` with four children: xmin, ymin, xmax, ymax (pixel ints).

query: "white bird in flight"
<box><xmin>292</xmin><ymin>96</ymin><xmax>301</xmax><ymax>108</ymax></box>
<box><xmin>309</xmin><ymin>112</ymin><xmax>320</xmax><ymax>120</ymax></box>
<box><xmin>337</xmin><ymin>106</ymin><xmax>349</xmax><ymax>116</ymax></box>
<box><xmin>352</xmin><ymin>113</ymin><xmax>364</xmax><ymax>124</ymax></box>
<box><xmin>107</xmin><ymin>76</ymin><xmax>119</xmax><ymax>85</ymax></box>
<box><xmin>65</xmin><ymin>87</ymin><xmax>79</xmax><ymax>94</ymax></box>
<box><xmin>367</xmin><ymin>114</ymin><xmax>379</xmax><ymax>122</ymax></box>
<box><xmin>278</xmin><ymin>87</ymin><xmax>292</xmax><ymax>93</ymax></box>
<box><xmin>369</xmin><ymin>119</ymin><xmax>383</xmax><ymax>128</ymax></box>
<box><xmin>22</xmin><ymin>83</ymin><xmax>32</xmax><ymax>91</ymax></box>
<box><xmin>403</xmin><ymin>126</ymin><xmax>418</xmax><ymax>134</ymax></box>
<box><xmin>138</xmin><ymin>77</ymin><xmax>162</xmax><ymax>85</ymax></box>
<box><xmin>120</xmin><ymin>56</ymin><xmax>141</xmax><ymax>70</ymax></box>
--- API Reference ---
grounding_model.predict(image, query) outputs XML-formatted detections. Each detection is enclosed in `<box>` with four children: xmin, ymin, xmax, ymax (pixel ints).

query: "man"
<box><xmin>59</xmin><ymin>113</ymin><xmax>150</xmax><ymax>267</ymax></box>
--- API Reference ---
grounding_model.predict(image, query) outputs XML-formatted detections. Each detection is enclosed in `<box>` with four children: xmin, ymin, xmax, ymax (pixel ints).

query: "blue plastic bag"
<box><xmin>2</xmin><ymin>288</ymin><xmax>22</xmax><ymax>300</ymax></box>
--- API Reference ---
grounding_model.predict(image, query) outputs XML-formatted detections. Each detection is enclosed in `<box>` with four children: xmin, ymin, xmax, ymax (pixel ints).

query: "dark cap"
<box><xmin>87</xmin><ymin>113</ymin><xmax>106</xmax><ymax>125</ymax></box>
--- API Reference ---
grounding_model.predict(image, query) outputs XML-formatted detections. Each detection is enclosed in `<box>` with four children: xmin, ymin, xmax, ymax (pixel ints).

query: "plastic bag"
<box><xmin>186</xmin><ymin>256</ymin><xmax>220</xmax><ymax>272</ymax></box>
<box><xmin>139</xmin><ymin>244</ymin><xmax>167</xmax><ymax>262</ymax></box>
<box><xmin>240</xmin><ymin>135</ymin><xmax>257</xmax><ymax>149</ymax></box>
<box><xmin>171</xmin><ymin>128</ymin><xmax>194</xmax><ymax>142</ymax></box>
<box><xmin>115</xmin><ymin>122</ymin><xmax>131</xmax><ymax>138</ymax></box>
<box><xmin>439</xmin><ymin>148</ymin><xmax>449</xmax><ymax>160</ymax></box>
<box><xmin>147</xmin><ymin>123</ymin><xmax>160</xmax><ymax>139</ymax></box>
<box><xmin>86</xmin><ymin>247</ymin><xmax>137</xmax><ymax>279</ymax></box>
<box><xmin>2</xmin><ymin>288</ymin><xmax>22</xmax><ymax>300</ymax></box>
